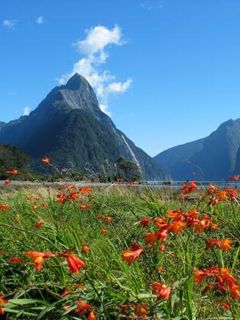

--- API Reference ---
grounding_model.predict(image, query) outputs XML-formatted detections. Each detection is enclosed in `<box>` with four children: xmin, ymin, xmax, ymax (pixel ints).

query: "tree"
<box><xmin>0</xmin><ymin>144</ymin><xmax>29</xmax><ymax>179</ymax></box>
<box><xmin>116</xmin><ymin>157</ymin><xmax>141</xmax><ymax>182</ymax></box>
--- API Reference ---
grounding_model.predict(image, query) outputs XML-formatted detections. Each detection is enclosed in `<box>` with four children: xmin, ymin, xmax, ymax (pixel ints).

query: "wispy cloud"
<box><xmin>58</xmin><ymin>25</ymin><xmax>132</xmax><ymax>115</ymax></box>
<box><xmin>23</xmin><ymin>107</ymin><xmax>31</xmax><ymax>116</ymax></box>
<box><xmin>36</xmin><ymin>16</ymin><xmax>44</xmax><ymax>24</ymax></box>
<box><xmin>140</xmin><ymin>0</ymin><xmax>164</xmax><ymax>10</ymax></box>
<box><xmin>3</xmin><ymin>19</ymin><xmax>17</xmax><ymax>30</ymax></box>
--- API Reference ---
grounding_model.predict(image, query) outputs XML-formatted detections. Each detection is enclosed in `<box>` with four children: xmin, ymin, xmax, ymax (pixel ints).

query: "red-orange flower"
<box><xmin>9</xmin><ymin>257</ymin><xmax>22</xmax><ymax>264</ymax></box>
<box><xmin>0</xmin><ymin>295</ymin><xmax>8</xmax><ymax>316</ymax></box>
<box><xmin>181</xmin><ymin>181</ymin><xmax>197</xmax><ymax>195</ymax></box>
<box><xmin>35</xmin><ymin>220</ymin><xmax>44</xmax><ymax>229</ymax></box>
<box><xmin>41</xmin><ymin>157</ymin><xmax>50</xmax><ymax>165</ymax></box>
<box><xmin>206</xmin><ymin>239</ymin><xmax>232</xmax><ymax>251</ymax></box>
<box><xmin>152</xmin><ymin>281</ymin><xmax>172</xmax><ymax>300</ymax></box>
<box><xmin>100</xmin><ymin>228</ymin><xmax>108</xmax><ymax>235</ymax></box>
<box><xmin>75</xmin><ymin>300</ymin><xmax>92</xmax><ymax>315</ymax></box>
<box><xmin>134</xmin><ymin>303</ymin><xmax>148</xmax><ymax>319</ymax></box>
<box><xmin>70</xmin><ymin>192</ymin><xmax>79</xmax><ymax>201</ymax></box>
<box><xmin>144</xmin><ymin>226</ymin><xmax>170</xmax><ymax>246</ymax></box>
<box><xmin>140</xmin><ymin>217</ymin><xmax>152</xmax><ymax>228</ymax></box>
<box><xmin>144</xmin><ymin>232</ymin><xmax>158</xmax><ymax>247</ymax></box>
<box><xmin>82</xmin><ymin>245</ymin><xmax>90</xmax><ymax>254</ymax></box>
<box><xmin>79</xmin><ymin>187</ymin><xmax>93</xmax><ymax>195</ymax></box>
<box><xmin>32</xmin><ymin>204</ymin><xmax>38</xmax><ymax>211</ymax></box>
<box><xmin>229</xmin><ymin>175</ymin><xmax>240</xmax><ymax>181</ymax></box>
<box><xmin>61</xmin><ymin>252</ymin><xmax>86</xmax><ymax>273</ymax></box>
<box><xmin>88</xmin><ymin>311</ymin><xmax>96</xmax><ymax>320</ymax></box>
<box><xmin>97</xmin><ymin>215</ymin><xmax>112</xmax><ymax>223</ymax></box>
<box><xmin>194</xmin><ymin>267</ymin><xmax>240</xmax><ymax>300</ymax></box>
<box><xmin>169</xmin><ymin>221</ymin><xmax>186</xmax><ymax>234</ymax></box>
<box><xmin>122</xmin><ymin>242</ymin><xmax>144</xmax><ymax>264</ymax></box>
<box><xmin>0</xmin><ymin>203</ymin><xmax>9</xmax><ymax>211</ymax></box>
<box><xmin>155</xmin><ymin>217</ymin><xmax>168</xmax><ymax>228</ymax></box>
<box><xmin>57</xmin><ymin>193</ymin><xmax>67</xmax><ymax>204</ymax></box>
<box><xmin>25</xmin><ymin>251</ymin><xmax>55</xmax><ymax>271</ymax></box>
<box><xmin>80</xmin><ymin>204</ymin><xmax>91</xmax><ymax>210</ymax></box>
<box><xmin>6</xmin><ymin>169</ymin><xmax>18</xmax><ymax>175</ymax></box>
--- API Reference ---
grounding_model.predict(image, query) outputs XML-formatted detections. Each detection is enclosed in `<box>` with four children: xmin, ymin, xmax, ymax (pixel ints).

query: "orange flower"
<box><xmin>32</xmin><ymin>204</ymin><xmax>38</xmax><ymax>211</ymax></box>
<box><xmin>79</xmin><ymin>187</ymin><xmax>93</xmax><ymax>195</ymax></box>
<box><xmin>220</xmin><ymin>239</ymin><xmax>233</xmax><ymax>251</ymax></box>
<box><xmin>229</xmin><ymin>175</ymin><xmax>240</xmax><ymax>182</ymax></box>
<box><xmin>75</xmin><ymin>300</ymin><xmax>92</xmax><ymax>315</ymax></box>
<box><xmin>158</xmin><ymin>244</ymin><xmax>165</xmax><ymax>252</ymax></box>
<box><xmin>135</xmin><ymin>303</ymin><xmax>148</xmax><ymax>319</ymax></box>
<box><xmin>82</xmin><ymin>245</ymin><xmax>90</xmax><ymax>254</ymax></box>
<box><xmin>0</xmin><ymin>203</ymin><xmax>9</xmax><ymax>211</ymax></box>
<box><xmin>97</xmin><ymin>215</ymin><xmax>112</xmax><ymax>224</ymax></box>
<box><xmin>35</xmin><ymin>220</ymin><xmax>44</xmax><ymax>229</ymax></box>
<box><xmin>194</xmin><ymin>266</ymin><xmax>240</xmax><ymax>300</ymax></box>
<box><xmin>88</xmin><ymin>311</ymin><xmax>96</xmax><ymax>320</ymax></box>
<box><xmin>6</xmin><ymin>169</ymin><xmax>18</xmax><ymax>175</ymax></box>
<box><xmin>25</xmin><ymin>251</ymin><xmax>55</xmax><ymax>271</ymax></box>
<box><xmin>220</xmin><ymin>301</ymin><xmax>231</xmax><ymax>310</ymax></box>
<box><xmin>69</xmin><ymin>192</ymin><xmax>78</xmax><ymax>201</ymax></box>
<box><xmin>181</xmin><ymin>181</ymin><xmax>197</xmax><ymax>195</ymax></box>
<box><xmin>57</xmin><ymin>193</ymin><xmax>67</xmax><ymax>204</ymax></box>
<box><xmin>144</xmin><ymin>232</ymin><xmax>158</xmax><ymax>247</ymax></box>
<box><xmin>152</xmin><ymin>281</ymin><xmax>172</xmax><ymax>300</ymax></box>
<box><xmin>169</xmin><ymin>221</ymin><xmax>186</xmax><ymax>234</ymax></box>
<box><xmin>80</xmin><ymin>204</ymin><xmax>91</xmax><ymax>210</ymax></box>
<box><xmin>100</xmin><ymin>228</ymin><xmax>108</xmax><ymax>235</ymax></box>
<box><xmin>155</xmin><ymin>217</ymin><xmax>168</xmax><ymax>228</ymax></box>
<box><xmin>41</xmin><ymin>157</ymin><xmax>50</xmax><ymax>165</ymax></box>
<box><xmin>0</xmin><ymin>295</ymin><xmax>8</xmax><ymax>316</ymax></box>
<box><xmin>167</xmin><ymin>210</ymin><xmax>182</xmax><ymax>219</ymax></box>
<box><xmin>208</xmin><ymin>184</ymin><xmax>218</xmax><ymax>194</ymax></box>
<box><xmin>9</xmin><ymin>257</ymin><xmax>22</xmax><ymax>264</ymax></box>
<box><xmin>225</xmin><ymin>189</ymin><xmax>238</xmax><ymax>200</ymax></box>
<box><xmin>122</xmin><ymin>242</ymin><xmax>144</xmax><ymax>264</ymax></box>
<box><xmin>61</xmin><ymin>252</ymin><xmax>86</xmax><ymax>273</ymax></box>
<box><xmin>140</xmin><ymin>217</ymin><xmax>152</xmax><ymax>228</ymax></box>
<box><xmin>194</xmin><ymin>269</ymin><xmax>207</xmax><ymax>284</ymax></box>
<box><xmin>144</xmin><ymin>227</ymin><xmax>170</xmax><ymax>247</ymax></box>
<box><xmin>206</xmin><ymin>239</ymin><xmax>232</xmax><ymax>251</ymax></box>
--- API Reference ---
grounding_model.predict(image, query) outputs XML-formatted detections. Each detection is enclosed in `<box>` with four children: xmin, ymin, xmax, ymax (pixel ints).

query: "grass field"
<box><xmin>0</xmin><ymin>181</ymin><xmax>240</xmax><ymax>319</ymax></box>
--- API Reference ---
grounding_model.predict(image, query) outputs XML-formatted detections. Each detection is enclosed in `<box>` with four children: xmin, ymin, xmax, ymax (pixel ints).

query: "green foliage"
<box><xmin>116</xmin><ymin>157</ymin><xmax>141</xmax><ymax>182</ymax></box>
<box><xmin>0</xmin><ymin>144</ymin><xmax>29</xmax><ymax>179</ymax></box>
<box><xmin>0</xmin><ymin>186</ymin><xmax>240</xmax><ymax>319</ymax></box>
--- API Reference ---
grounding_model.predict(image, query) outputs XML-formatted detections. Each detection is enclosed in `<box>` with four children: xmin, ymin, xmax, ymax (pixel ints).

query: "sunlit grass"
<box><xmin>0</xmin><ymin>184</ymin><xmax>240</xmax><ymax>319</ymax></box>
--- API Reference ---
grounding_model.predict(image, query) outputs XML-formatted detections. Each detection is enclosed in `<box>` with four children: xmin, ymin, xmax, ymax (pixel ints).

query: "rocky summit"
<box><xmin>0</xmin><ymin>74</ymin><xmax>165</xmax><ymax>180</ymax></box>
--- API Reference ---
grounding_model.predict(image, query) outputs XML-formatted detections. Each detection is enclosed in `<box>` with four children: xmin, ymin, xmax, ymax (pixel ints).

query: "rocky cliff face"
<box><xmin>0</xmin><ymin>74</ymin><xmax>165</xmax><ymax>180</ymax></box>
<box><xmin>154</xmin><ymin>119</ymin><xmax>240</xmax><ymax>181</ymax></box>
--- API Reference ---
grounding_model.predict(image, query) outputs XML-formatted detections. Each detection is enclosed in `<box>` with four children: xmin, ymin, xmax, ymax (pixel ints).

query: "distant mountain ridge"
<box><xmin>0</xmin><ymin>73</ymin><xmax>165</xmax><ymax>180</ymax></box>
<box><xmin>154</xmin><ymin>119</ymin><xmax>240</xmax><ymax>181</ymax></box>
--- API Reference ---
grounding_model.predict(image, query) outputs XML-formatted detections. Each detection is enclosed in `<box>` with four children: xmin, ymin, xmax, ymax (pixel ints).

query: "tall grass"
<box><xmin>0</xmin><ymin>184</ymin><xmax>240</xmax><ymax>319</ymax></box>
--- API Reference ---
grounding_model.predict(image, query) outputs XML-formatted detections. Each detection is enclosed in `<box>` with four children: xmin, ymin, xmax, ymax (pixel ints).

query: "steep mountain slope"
<box><xmin>0</xmin><ymin>74</ymin><xmax>164</xmax><ymax>180</ymax></box>
<box><xmin>155</xmin><ymin>119</ymin><xmax>240</xmax><ymax>181</ymax></box>
<box><xmin>0</xmin><ymin>122</ymin><xmax>5</xmax><ymax>130</ymax></box>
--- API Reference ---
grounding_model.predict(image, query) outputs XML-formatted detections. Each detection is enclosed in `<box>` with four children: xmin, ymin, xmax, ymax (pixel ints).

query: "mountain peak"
<box><xmin>65</xmin><ymin>73</ymin><xmax>91</xmax><ymax>91</ymax></box>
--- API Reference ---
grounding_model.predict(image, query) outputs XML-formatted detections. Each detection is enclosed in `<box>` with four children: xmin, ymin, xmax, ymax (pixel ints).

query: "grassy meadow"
<box><xmin>0</xmin><ymin>181</ymin><xmax>240</xmax><ymax>319</ymax></box>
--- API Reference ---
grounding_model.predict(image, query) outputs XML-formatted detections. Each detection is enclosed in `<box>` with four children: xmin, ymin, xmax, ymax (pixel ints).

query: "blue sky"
<box><xmin>1</xmin><ymin>0</ymin><xmax>240</xmax><ymax>156</ymax></box>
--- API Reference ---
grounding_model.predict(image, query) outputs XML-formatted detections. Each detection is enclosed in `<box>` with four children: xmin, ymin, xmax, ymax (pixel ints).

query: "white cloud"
<box><xmin>140</xmin><ymin>0</ymin><xmax>164</xmax><ymax>10</ymax></box>
<box><xmin>74</xmin><ymin>25</ymin><xmax>123</xmax><ymax>56</ymax></box>
<box><xmin>59</xmin><ymin>25</ymin><xmax>132</xmax><ymax>115</ymax></box>
<box><xmin>23</xmin><ymin>107</ymin><xmax>31</xmax><ymax>116</ymax></box>
<box><xmin>3</xmin><ymin>19</ymin><xmax>17</xmax><ymax>29</ymax></box>
<box><xmin>36</xmin><ymin>16</ymin><xmax>44</xmax><ymax>24</ymax></box>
